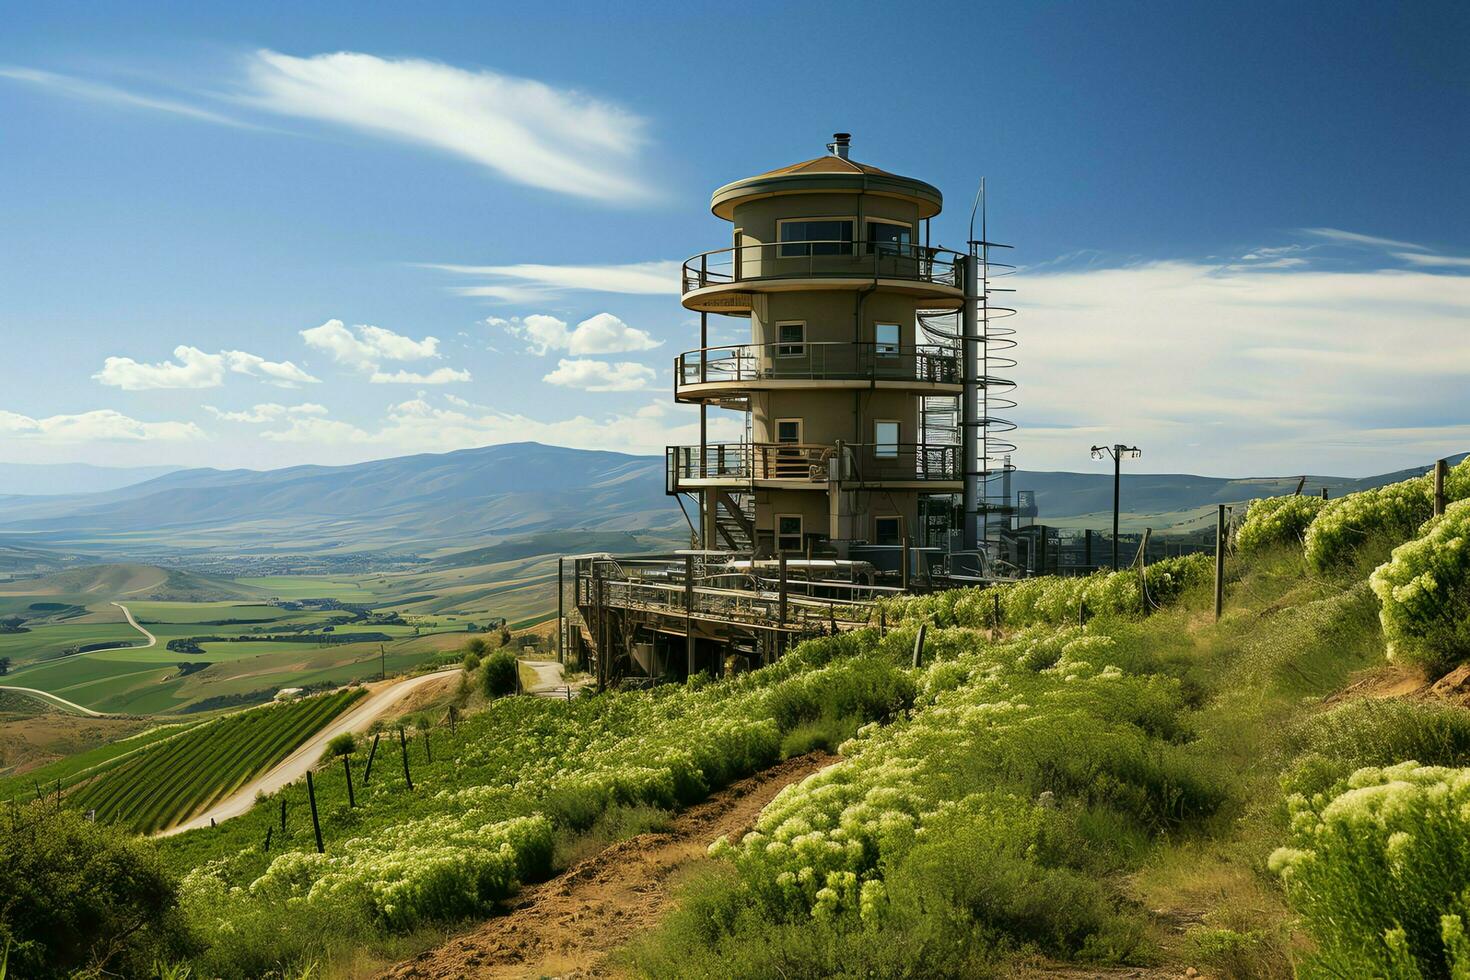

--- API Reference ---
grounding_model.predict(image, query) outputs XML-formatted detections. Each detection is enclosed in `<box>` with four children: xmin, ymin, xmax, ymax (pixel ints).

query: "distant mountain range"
<box><xmin>0</xmin><ymin>443</ymin><xmax>681</xmax><ymax>560</ymax></box>
<box><xmin>0</xmin><ymin>443</ymin><xmax>1458</xmax><ymax>569</ymax></box>
<box><xmin>0</xmin><ymin>462</ymin><xmax>184</xmax><ymax>496</ymax></box>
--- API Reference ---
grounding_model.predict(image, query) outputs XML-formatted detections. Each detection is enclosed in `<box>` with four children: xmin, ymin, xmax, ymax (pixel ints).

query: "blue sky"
<box><xmin>1</xmin><ymin>0</ymin><xmax>1466</xmax><ymax>477</ymax></box>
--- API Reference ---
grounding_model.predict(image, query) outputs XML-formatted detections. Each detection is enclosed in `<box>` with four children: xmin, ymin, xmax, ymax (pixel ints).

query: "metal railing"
<box><xmin>573</xmin><ymin>554</ymin><xmax>891</xmax><ymax>635</ymax></box>
<box><xmin>675</xmin><ymin>341</ymin><xmax>960</xmax><ymax>390</ymax></box>
<box><xmin>665</xmin><ymin>442</ymin><xmax>960</xmax><ymax>491</ymax></box>
<box><xmin>682</xmin><ymin>241</ymin><xmax>963</xmax><ymax>294</ymax></box>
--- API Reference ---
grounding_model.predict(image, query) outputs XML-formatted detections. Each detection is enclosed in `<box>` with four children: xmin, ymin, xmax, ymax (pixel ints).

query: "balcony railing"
<box><xmin>675</xmin><ymin>342</ymin><xmax>960</xmax><ymax>392</ymax></box>
<box><xmin>682</xmin><ymin>241</ymin><xmax>963</xmax><ymax>295</ymax></box>
<box><xmin>666</xmin><ymin>442</ymin><xmax>959</xmax><ymax>491</ymax></box>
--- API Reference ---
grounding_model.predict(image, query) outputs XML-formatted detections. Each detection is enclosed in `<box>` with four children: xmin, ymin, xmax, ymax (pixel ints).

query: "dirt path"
<box><xmin>381</xmin><ymin>752</ymin><xmax>837</xmax><ymax>980</ymax></box>
<box><xmin>157</xmin><ymin>667</ymin><xmax>461</xmax><ymax>836</ymax></box>
<box><xmin>0</xmin><ymin>684</ymin><xmax>107</xmax><ymax>717</ymax></box>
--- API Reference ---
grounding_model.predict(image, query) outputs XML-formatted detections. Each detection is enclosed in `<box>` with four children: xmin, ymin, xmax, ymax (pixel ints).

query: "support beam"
<box><xmin>961</xmin><ymin>255</ymin><xmax>980</xmax><ymax>551</ymax></box>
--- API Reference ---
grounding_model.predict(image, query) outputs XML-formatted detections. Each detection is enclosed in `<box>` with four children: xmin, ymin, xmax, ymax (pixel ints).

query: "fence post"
<box><xmin>1435</xmin><ymin>459</ymin><xmax>1448</xmax><ymax>517</ymax></box>
<box><xmin>778</xmin><ymin>553</ymin><xmax>788</xmax><ymax>636</ymax></box>
<box><xmin>363</xmin><ymin>732</ymin><xmax>380</xmax><ymax>786</ymax></box>
<box><xmin>879</xmin><ymin>607</ymin><xmax>886</xmax><ymax>638</ymax></box>
<box><xmin>1214</xmin><ymin>504</ymin><xmax>1226</xmax><ymax>621</ymax></box>
<box><xmin>398</xmin><ymin>726</ymin><xmax>414</xmax><ymax>791</ymax></box>
<box><xmin>342</xmin><ymin>755</ymin><xmax>355</xmax><ymax>808</ymax></box>
<box><xmin>992</xmin><ymin>592</ymin><xmax>1002</xmax><ymax>632</ymax></box>
<box><xmin>264</xmin><ymin>826</ymin><xmax>272</xmax><ymax>852</ymax></box>
<box><xmin>1321</xmin><ymin>487</ymin><xmax>1329</xmax><ymax>500</ymax></box>
<box><xmin>684</xmin><ymin>554</ymin><xmax>695</xmax><ymax>677</ymax></box>
<box><xmin>912</xmin><ymin>623</ymin><xmax>927</xmax><ymax>669</ymax></box>
<box><xmin>306</xmin><ymin>770</ymin><xmax>324</xmax><ymax>854</ymax></box>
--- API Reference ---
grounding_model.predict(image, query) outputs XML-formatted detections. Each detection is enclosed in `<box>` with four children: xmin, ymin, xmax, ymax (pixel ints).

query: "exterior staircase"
<box><xmin>713</xmin><ymin>490</ymin><xmax>755</xmax><ymax>553</ymax></box>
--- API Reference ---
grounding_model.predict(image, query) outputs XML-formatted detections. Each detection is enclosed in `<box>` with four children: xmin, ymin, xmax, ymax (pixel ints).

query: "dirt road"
<box><xmin>1</xmin><ymin>601</ymin><xmax>155</xmax><ymax>708</ymax></box>
<box><xmin>0</xmin><ymin>685</ymin><xmax>107</xmax><ymax>717</ymax></box>
<box><xmin>157</xmin><ymin>667</ymin><xmax>461</xmax><ymax>836</ymax></box>
<box><xmin>381</xmin><ymin>752</ymin><xmax>836</xmax><ymax>980</ymax></box>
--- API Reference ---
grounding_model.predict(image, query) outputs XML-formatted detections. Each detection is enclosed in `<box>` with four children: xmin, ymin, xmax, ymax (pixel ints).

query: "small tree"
<box><xmin>465</xmin><ymin>636</ymin><xmax>487</xmax><ymax>658</ymax></box>
<box><xmin>0</xmin><ymin>655</ymin><xmax>9</xmax><ymax>676</ymax></box>
<box><xmin>483</xmin><ymin>649</ymin><xmax>517</xmax><ymax>698</ymax></box>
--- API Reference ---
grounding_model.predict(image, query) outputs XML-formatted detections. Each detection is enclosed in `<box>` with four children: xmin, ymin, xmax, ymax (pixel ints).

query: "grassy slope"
<box><xmin>627</xmin><ymin>545</ymin><xmax>1403</xmax><ymax>978</ymax></box>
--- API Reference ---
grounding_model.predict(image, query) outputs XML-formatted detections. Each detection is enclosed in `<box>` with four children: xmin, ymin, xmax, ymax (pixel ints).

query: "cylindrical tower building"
<box><xmin>667</xmin><ymin>134</ymin><xmax>965</xmax><ymax>560</ymax></box>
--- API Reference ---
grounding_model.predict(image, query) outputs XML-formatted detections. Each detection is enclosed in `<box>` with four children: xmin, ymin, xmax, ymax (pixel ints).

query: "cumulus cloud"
<box><xmin>430</xmin><ymin>260</ymin><xmax>681</xmax><ymax>301</ymax></box>
<box><xmin>300</xmin><ymin>319</ymin><xmax>439</xmax><ymax>366</ymax></box>
<box><xmin>0</xmin><ymin>408</ymin><xmax>204</xmax><ymax>442</ymax></box>
<box><xmin>487</xmin><ymin>312</ymin><xmax>660</xmax><ymax>356</ymax></box>
<box><xmin>205</xmin><ymin>402</ymin><xmax>329</xmax><ymax>423</ymax></box>
<box><xmin>93</xmin><ymin>345</ymin><xmax>319</xmax><ymax>390</ymax></box>
<box><xmin>369</xmin><ymin>367</ymin><xmax>473</xmax><ymax>385</ymax></box>
<box><xmin>299</xmin><ymin>319</ymin><xmax>469</xmax><ymax>384</ymax></box>
<box><xmin>241</xmin><ymin>50</ymin><xmax>651</xmax><ymax>200</ymax></box>
<box><xmin>542</xmin><ymin>358</ymin><xmax>655</xmax><ymax>392</ymax></box>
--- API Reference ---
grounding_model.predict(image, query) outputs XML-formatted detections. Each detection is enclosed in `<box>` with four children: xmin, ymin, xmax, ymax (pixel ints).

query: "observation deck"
<box><xmin>680</xmin><ymin>241</ymin><xmax>965</xmax><ymax>314</ymax></box>
<box><xmin>665</xmin><ymin>442</ymin><xmax>960</xmax><ymax>493</ymax></box>
<box><xmin>674</xmin><ymin>341</ymin><xmax>961</xmax><ymax>405</ymax></box>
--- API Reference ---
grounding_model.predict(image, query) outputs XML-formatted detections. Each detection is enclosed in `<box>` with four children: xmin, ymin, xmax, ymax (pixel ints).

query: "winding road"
<box><xmin>157</xmin><ymin>667</ymin><xmax>461</xmax><ymax>837</ymax></box>
<box><xmin>0</xmin><ymin>602</ymin><xmax>155</xmax><ymax>715</ymax></box>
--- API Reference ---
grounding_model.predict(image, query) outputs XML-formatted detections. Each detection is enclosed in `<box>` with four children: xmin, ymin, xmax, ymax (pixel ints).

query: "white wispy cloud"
<box><xmin>258</xmin><ymin>397</ymin><xmax>742</xmax><ymax>457</ymax></box>
<box><xmin>94</xmin><ymin>345</ymin><xmax>319</xmax><ymax>390</ymax></box>
<box><xmin>1</xmin><ymin>52</ymin><xmax>654</xmax><ymax>201</ymax></box>
<box><xmin>486</xmin><ymin>312</ymin><xmax>661</xmax><ymax>356</ymax></box>
<box><xmin>240</xmin><ymin>50</ymin><xmax>651</xmax><ymax>200</ymax></box>
<box><xmin>432</xmin><ymin>260</ymin><xmax>681</xmax><ymax>301</ymax></box>
<box><xmin>1393</xmin><ymin>252</ymin><xmax>1470</xmax><ymax>269</ymax></box>
<box><xmin>1300</xmin><ymin>227</ymin><xmax>1429</xmax><ymax>251</ymax></box>
<box><xmin>0</xmin><ymin>408</ymin><xmax>204</xmax><ymax>442</ymax></box>
<box><xmin>542</xmin><ymin>358</ymin><xmax>655</xmax><ymax>392</ymax></box>
<box><xmin>205</xmin><ymin>402</ymin><xmax>329</xmax><ymax>423</ymax></box>
<box><xmin>0</xmin><ymin>66</ymin><xmax>250</xmax><ymax>127</ymax></box>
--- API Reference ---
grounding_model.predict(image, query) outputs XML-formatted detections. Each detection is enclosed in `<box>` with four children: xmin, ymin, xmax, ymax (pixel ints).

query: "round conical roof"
<box><xmin>710</xmin><ymin>152</ymin><xmax>943</xmax><ymax>220</ymax></box>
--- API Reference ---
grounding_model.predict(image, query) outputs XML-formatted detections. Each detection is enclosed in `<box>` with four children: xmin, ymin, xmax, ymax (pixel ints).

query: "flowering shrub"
<box><xmin>872</xmin><ymin>555</ymin><xmax>1211</xmax><ymax>630</ymax></box>
<box><xmin>1303</xmin><ymin>459</ymin><xmax>1470</xmax><ymax>573</ymax></box>
<box><xmin>709</xmin><ymin>630</ymin><xmax>1220</xmax><ymax>931</ymax></box>
<box><xmin>1235</xmin><ymin>495</ymin><xmax>1326</xmax><ymax>556</ymax></box>
<box><xmin>1304</xmin><ymin>478</ymin><xmax>1434</xmax><ymax>572</ymax></box>
<box><xmin>1369</xmin><ymin>500</ymin><xmax>1470</xmax><ymax>675</ymax></box>
<box><xmin>172</xmin><ymin>645</ymin><xmax>912</xmax><ymax>944</ymax></box>
<box><xmin>1271</xmin><ymin>762</ymin><xmax>1470</xmax><ymax>977</ymax></box>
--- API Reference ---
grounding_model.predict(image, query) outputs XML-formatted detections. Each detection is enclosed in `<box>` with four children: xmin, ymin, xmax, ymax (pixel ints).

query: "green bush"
<box><xmin>482</xmin><ymin>649</ymin><xmax>517</xmax><ymax>698</ymax></box>
<box><xmin>1236</xmin><ymin>495</ymin><xmax>1327</xmax><ymax>555</ymax></box>
<box><xmin>1283</xmin><ymin>698</ymin><xmax>1470</xmax><ymax>799</ymax></box>
<box><xmin>1370</xmin><ymin>499</ymin><xmax>1470</xmax><ymax>675</ymax></box>
<box><xmin>1271</xmin><ymin>762</ymin><xmax>1470</xmax><ymax>977</ymax></box>
<box><xmin>1304</xmin><ymin>459</ymin><xmax>1470</xmax><ymax>573</ymax></box>
<box><xmin>0</xmin><ymin>802</ymin><xmax>195</xmax><ymax>977</ymax></box>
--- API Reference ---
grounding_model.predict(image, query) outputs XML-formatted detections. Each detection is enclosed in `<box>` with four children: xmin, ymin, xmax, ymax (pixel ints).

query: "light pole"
<box><xmin>1091</xmin><ymin>444</ymin><xmax>1141</xmax><ymax>571</ymax></box>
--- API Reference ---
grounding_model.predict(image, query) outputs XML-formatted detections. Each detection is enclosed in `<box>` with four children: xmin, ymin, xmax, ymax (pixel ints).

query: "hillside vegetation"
<box><xmin>4</xmin><ymin>458</ymin><xmax>1470</xmax><ymax>977</ymax></box>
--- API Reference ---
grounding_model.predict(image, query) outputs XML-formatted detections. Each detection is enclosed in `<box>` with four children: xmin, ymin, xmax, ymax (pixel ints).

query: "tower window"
<box><xmin>875</xmin><ymin>323</ymin><xmax>900</xmax><ymax>356</ymax></box>
<box><xmin>874</xmin><ymin>420</ymin><xmax>900</xmax><ymax>458</ymax></box>
<box><xmin>776</xmin><ymin>418</ymin><xmax>803</xmax><ymax>444</ymax></box>
<box><xmin>874</xmin><ymin>516</ymin><xmax>902</xmax><ymax>546</ymax></box>
<box><xmin>776</xmin><ymin>514</ymin><xmax>804</xmax><ymax>552</ymax></box>
<box><xmin>866</xmin><ymin>220</ymin><xmax>913</xmax><ymax>256</ymax></box>
<box><xmin>776</xmin><ymin>322</ymin><xmax>806</xmax><ymax>358</ymax></box>
<box><xmin>779</xmin><ymin>219</ymin><xmax>854</xmax><ymax>257</ymax></box>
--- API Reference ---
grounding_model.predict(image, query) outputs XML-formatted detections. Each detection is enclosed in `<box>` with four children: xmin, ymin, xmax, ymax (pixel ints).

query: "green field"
<box><xmin>0</xmin><ymin>718</ymin><xmax>208</xmax><ymax>801</ymax></box>
<box><xmin>0</xmin><ymin>621</ymin><xmax>141</xmax><ymax>667</ymax></box>
<box><xmin>0</xmin><ymin>562</ymin><xmax>548</xmax><ymax>715</ymax></box>
<box><xmin>68</xmin><ymin>689</ymin><xmax>365</xmax><ymax>833</ymax></box>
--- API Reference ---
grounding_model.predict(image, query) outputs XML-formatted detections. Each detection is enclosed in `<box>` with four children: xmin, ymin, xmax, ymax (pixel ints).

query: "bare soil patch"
<box><xmin>380</xmin><ymin>752</ymin><xmax>836</xmax><ymax>980</ymax></box>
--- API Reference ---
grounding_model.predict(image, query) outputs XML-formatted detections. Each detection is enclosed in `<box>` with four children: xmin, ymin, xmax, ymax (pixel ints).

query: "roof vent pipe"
<box><xmin>827</xmin><ymin>132</ymin><xmax>851</xmax><ymax>159</ymax></box>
